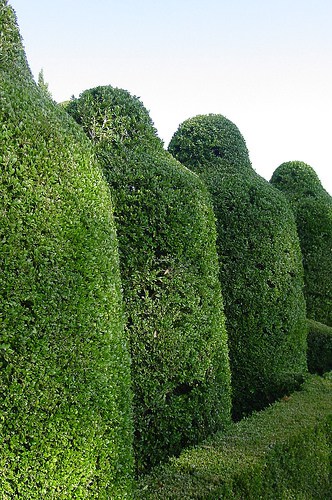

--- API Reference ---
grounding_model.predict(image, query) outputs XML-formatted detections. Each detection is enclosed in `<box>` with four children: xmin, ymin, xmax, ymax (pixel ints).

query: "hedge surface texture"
<box><xmin>67</xmin><ymin>88</ymin><xmax>232</xmax><ymax>473</ymax></box>
<box><xmin>136</xmin><ymin>374</ymin><xmax>332</xmax><ymax>499</ymax></box>
<box><xmin>169</xmin><ymin>114</ymin><xmax>308</xmax><ymax>418</ymax></box>
<box><xmin>0</xmin><ymin>2</ymin><xmax>133</xmax><ymax>497</ymax></box>
<box><xmin>270</xmin><ymin>161</ymin><xmax>332</xmax><ymax>327</ymax></box>
<box><xmin>307</xmin><ymin>319</ymin><xmax>332</xmax><ymax>375</ymax></box>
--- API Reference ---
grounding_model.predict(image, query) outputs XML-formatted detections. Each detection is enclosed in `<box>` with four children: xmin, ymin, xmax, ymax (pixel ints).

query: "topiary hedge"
<box><xmin>270</xmin><ymin>161</ymin><xmax>332</xmax><ymax>327</ymax></box>
<box><xmin>169</xmin><ymin>114</ymin><xmax>308</xmax><ymax>419</ymax></box>
<box><xmin>136</xmin><ymin>374</ymin><xmax>332</xmax><ymax>499</ymax></box>
<box><xmin>307</xmin><ymin>319</ymin><xmax>332</xmax><ymax>375</ymax></box>
<box><xmin>0</xmin><ymin>2</ymin><xmax>133</xmax><ymax>497</ymax></box>
<box><xmin>67</xmin><ymin>88</ymin><xmax>232</xmax><ymax>473</ymax></box>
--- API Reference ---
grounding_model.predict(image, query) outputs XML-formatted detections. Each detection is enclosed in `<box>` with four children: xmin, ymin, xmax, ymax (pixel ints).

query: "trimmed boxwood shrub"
<box><xmin>307</xmin><ymin>319</ymin><xmax>332</xmax><ymax>375</ymax></box>
<box><xmin>0</xmin><ymin>2</ymin><xmax>133</xmax><ymax>497</ymax></box>
<box><xmin>270</xmin><ymin>161</ymin><xmax>332</xmax><ymax>327</ymax></box>
<box><xmin>136</xmin><ymin>374</ymin><xmax>332</xmax><ymax>499</ymax></box>
<box><xmin>169</xmin><ymin>114</ymin><xmax>308</xmax><ymax>418</ymax></box>
<box><xmin>67</xmin><ymin>88</ymin><xmax>232</xmax><ymax>473</ymax></box>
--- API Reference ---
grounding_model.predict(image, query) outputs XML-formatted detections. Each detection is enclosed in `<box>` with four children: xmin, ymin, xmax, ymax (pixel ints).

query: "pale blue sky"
<box><xmin>9</xmin><ymin>0</ymin><xmax>332</xmax><ymax>194</ymax></box>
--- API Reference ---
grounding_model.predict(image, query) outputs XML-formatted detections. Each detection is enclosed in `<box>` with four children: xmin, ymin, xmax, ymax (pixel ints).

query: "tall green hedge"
<box><xmin>67</xmin><ymin>88</ymin><xmax>231</xmax><ymax>473</ymax></box>
<box><xmin>0</xmin><ymin>2</ymin><xmax>133</xmax><ymax>497</ymax></box>
<box><xmin>270</xmin><ymin>161</ymin><xmax>332</xmax><ymax>327</ymax></box>
<box><xmin>169</xmin><ymin>114</ymin><xmax>308</xmax><ymax>418</ymax></box>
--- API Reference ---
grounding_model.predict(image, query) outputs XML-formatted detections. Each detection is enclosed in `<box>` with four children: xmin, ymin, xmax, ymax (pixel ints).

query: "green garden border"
<box><xmin>136</xmin><ymin>374</ymin><xmax>332</xmax><ymax>499</ymax></box>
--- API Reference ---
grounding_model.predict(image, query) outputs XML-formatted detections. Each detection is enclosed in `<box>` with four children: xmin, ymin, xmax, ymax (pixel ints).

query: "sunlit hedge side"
<box><xmin>271</xmin><ymin>161</ymin><xmax>332</xmax><ymax>327</ymax></box>
<box><xmin>0</xmin><ymin>2</ymin><xmax>133</xmax><ymax>497</ymax></box>
<box><xmin>67</xmin><ymin>88</ymin><xmax>232</xmax><ymax>473</ymax></box>
<box><xmin>169</xmin><ymin>114</ymin><xmax>308</xmax><ymax>418</ymax></box>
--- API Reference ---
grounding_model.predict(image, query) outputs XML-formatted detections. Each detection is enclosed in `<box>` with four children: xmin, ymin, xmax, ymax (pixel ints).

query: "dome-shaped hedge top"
<box><xmin>270</xmin><ymin>161</ymin><xmax>325</xmax><ymax>200</ymax></box>
<box><xmin>168</xmin><ymin>114</ymin><xmax>251</xmax><ymax>175</ymax></box>
<box><xmin>66</xmin><ymin>85</ymin><xmax>162</xmax><ymax>152</ymax></box>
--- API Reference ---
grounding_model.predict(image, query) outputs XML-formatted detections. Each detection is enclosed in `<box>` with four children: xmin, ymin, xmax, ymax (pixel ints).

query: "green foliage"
<box><xmin>270</xmin><ymin>161</ymin><xmax>332</xmax><ymax>327</ymax></box>
<box><xmin>67</xmin><ymin>88</ymin><xmax>232</xmax><ymax>473</ymax></box>
<box><xmin>136</xmin><ymin>374</ymin><xmax>332</xmax><ymax>499</ymax></box>
<box><xmin>169</xmin><ymin>114</ymin><xmax>308</xmax><ymax>418</ymax></box>
<box><xmin>58</xmin><ymin>100</ymin><xmax>70</xmax><ymax>109</ymax></box>
<box><xmin>0</xmin><ymin>2</ymin><xmax>133</xmax><ymax>497</ymax></box>
<box><xmin>66</xmin><ymin>85</ymin><xmax>162</xmax><ymax>152</ymax></box>
<box><xmin>167</xmin><ymin>113</ymin><xmax>252</xmax><ymax>177</ymax></box>
<box><xmin>307</xmin><ymin>319</ymin><xmax>332</xmax><ymax>375</ymax></box>
<box><xmin>37</xmin><ymin>68</ymin><xmax>53</xmax><ymax>100</ymax></box>
<box><xmin>0</xmin><ymin>1</ymin><xmax>29</xmax><ymax>72</ymax></box>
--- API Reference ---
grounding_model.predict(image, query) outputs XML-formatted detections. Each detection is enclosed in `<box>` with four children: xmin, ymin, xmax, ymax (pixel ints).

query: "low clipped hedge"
<box><xmin>67</xmin><ymin>88</ymin><xmax>231</xmax><ymax>473</ymax></box>
<box><xmin>136</xmin><ymin>374</ymin><xmax>332</xmax><ymax>499</ymax></box>
<box><xmin>169</xmin><ymin>115</ymin><xmax>308</xmax><ymax>419</ymax></box>
<box><xmin>0</xmin><ymin>2</ymin><xmax>133</xmax><ymax>497</ymax></box>
<box><xmin>307</xmin><ymin>319</ymin><xmax>332</xmax><ymax>375</ymax></box>
<box><xmin>270</xmin><ymin>161</ymin><xmax>332</xmax><ymax>327</ymax></box>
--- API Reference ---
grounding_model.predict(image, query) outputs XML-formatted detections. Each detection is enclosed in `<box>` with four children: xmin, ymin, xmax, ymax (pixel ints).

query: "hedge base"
<box><xmin>136</xmin><ymin>374</ymin><xmax>332</xmax><ymax>499</ymax></box>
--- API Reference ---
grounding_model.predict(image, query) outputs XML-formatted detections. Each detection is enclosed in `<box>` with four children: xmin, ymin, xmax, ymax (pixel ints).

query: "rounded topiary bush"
<box><xmin>169</xmin><ymin>114</ymin><xmax>308</xmax><ymax>418</ymax></box>
<box><xmin>67</xmin><ymin>87</ymin><xmax>231</xmax><ymax>472</ymax></box>
<box><xmin>270</xmin><ymin>161</ymin><xmax>332</xmax><ymax>327</ymax></box>
<box><xmin>0</xmin><ymin>2</ymin><xmax>133</xmax><ymax>497</ymax></box>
